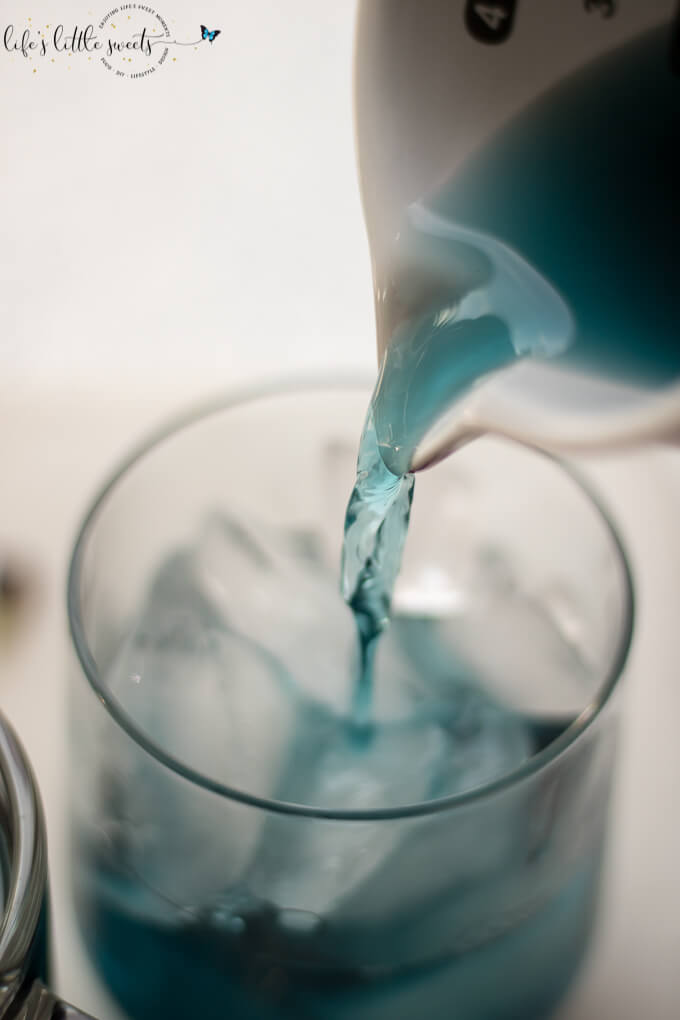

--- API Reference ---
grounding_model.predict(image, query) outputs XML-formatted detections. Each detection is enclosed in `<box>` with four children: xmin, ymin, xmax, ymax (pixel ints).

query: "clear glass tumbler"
<box><xmin>67</xmin><ymin>384</ymin><xmax>633</xmax><ymax>1020</ymax></box>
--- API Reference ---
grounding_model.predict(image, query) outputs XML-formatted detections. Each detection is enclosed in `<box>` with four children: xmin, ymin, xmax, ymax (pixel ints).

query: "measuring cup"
<box><xmin>355</xmin><ymin>0</ymin><xmax>680</xmax><ymax>472</ymax></box>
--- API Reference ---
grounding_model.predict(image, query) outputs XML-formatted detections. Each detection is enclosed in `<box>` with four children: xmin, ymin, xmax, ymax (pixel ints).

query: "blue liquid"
<box><xmin>75</xmin><ymin>867</ymin><xmax>598</xmax><ymax>1020</ymax></box>
<box><xmin>340</xmin><ymin>409</ymin><xmax>414</xmax><ymax>726</ymax></box>
<box><xmin>75</xmin><ymin>714</ymin><xmax>602</xmax><ymax>1020</ymax></box>
<box><xmin>75</xmin><ymin>529</ymin><xmax>611</xmax><ymax>1020</ymax></box>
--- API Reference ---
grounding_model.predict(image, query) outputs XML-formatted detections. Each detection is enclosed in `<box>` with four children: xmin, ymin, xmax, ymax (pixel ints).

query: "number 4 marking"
<box><xmin>474</xmin><ymin>4</ymin><xmax>508</xmax><ymax>31</ymax></box>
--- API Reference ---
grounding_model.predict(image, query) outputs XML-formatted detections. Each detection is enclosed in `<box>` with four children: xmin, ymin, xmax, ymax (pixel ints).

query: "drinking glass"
<box><xmin>67</xmin><ymin>383</ymin><xmax>633</xmax><ymax>1020</ymax></box>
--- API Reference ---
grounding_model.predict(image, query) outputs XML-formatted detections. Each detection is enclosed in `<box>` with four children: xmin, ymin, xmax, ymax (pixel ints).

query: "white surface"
<box><xmin>0</xmin><ymin>0</ymin><xmax>374</xmax><ymax>394</ymax></box>
<box><xmin>1</xmin><ymin>0</ymin><xmax>680</xmax><ymax>1017</ymax></box>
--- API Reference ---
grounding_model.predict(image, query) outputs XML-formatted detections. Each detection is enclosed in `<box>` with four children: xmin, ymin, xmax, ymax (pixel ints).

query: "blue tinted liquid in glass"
<box><xmin>75</xmin><ymin>713</ymin><xmax>598</xmax><ymax>1020</ymax></box>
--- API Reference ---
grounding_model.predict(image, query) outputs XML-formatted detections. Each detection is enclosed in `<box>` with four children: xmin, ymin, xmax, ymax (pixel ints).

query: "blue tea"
<box><xmin>73</xmin><ymin>522</ymin><xmax>614</xmax><ymax>1020</ymax></box>
<box><xmin>76</xmin><ymin>787</ymin><xmax>601</xmax><ymax>1020</ymax></box>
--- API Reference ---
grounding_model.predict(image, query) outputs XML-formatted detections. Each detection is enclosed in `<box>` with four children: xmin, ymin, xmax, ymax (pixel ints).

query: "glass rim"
<box><xmin>67</xmin><ymin>377</ymin><xmax>635</xmax><ymax>822</ymax></box>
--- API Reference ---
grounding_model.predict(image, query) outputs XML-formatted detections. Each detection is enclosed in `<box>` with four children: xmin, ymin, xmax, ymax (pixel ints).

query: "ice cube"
<box><xmin>194</xmin><ymin>511</ymin><xmax>358</xmax><ymax>714</ymax></box>
<box><xmin>245</xmin><ymin>675</ymin><xmax>531</xmax><ymax>922</ymax></box>
<box><xmin>102</xmin><ymin>548</ymin><xmax>297</xmax><ymax>907</ymax></box>
<box><xmin>331</xmin><ymin>704</ymin><xmax>531</xmax><ymax>931</ymax></box>
<box><xmin>431</xmin><ymin>593</ymin><xmax>598</xmax><ymax>717</ymax></box>
<box><xmin>106</xmin><ymin>549</ymin><xmax>295</xmax><ymax>794</ymax></box>
<box><xmin>244</xmin><ymin>700</ymin><xmax>446</xmax><ymax>917</ymax></box>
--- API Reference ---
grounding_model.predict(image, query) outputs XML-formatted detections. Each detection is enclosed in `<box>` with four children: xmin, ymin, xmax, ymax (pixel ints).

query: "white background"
<box><xmin>1</xmin><ymin>2</ymin><xmax>679</xmax><ymax>1018</ymax></box>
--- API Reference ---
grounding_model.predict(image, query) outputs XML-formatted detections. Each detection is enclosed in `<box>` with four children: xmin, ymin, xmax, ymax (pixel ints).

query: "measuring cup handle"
<box><xmin>12</xmin><ymin>982</ymin><xmax>97</xmax><ymax>1020</ymax></box>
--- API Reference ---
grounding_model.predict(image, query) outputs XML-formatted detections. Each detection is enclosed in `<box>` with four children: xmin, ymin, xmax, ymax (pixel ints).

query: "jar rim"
<box><xmin>0</xmin><ymin>713</ymin><xmax>48</xmax><ymax>1010</ymax></box>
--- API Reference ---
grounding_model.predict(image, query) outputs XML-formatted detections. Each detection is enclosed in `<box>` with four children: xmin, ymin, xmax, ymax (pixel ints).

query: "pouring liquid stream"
<box><xmin>339</xmin><ymin>203</ymin><xmax>567</xmax><ymax>729</ymax></box>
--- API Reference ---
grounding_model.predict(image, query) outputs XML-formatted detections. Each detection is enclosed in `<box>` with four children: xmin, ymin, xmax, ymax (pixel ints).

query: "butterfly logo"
<box><xmin>201</xmin><ymin>25</ymin><xmax>221</xmax><ymax>43</ymax></box>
